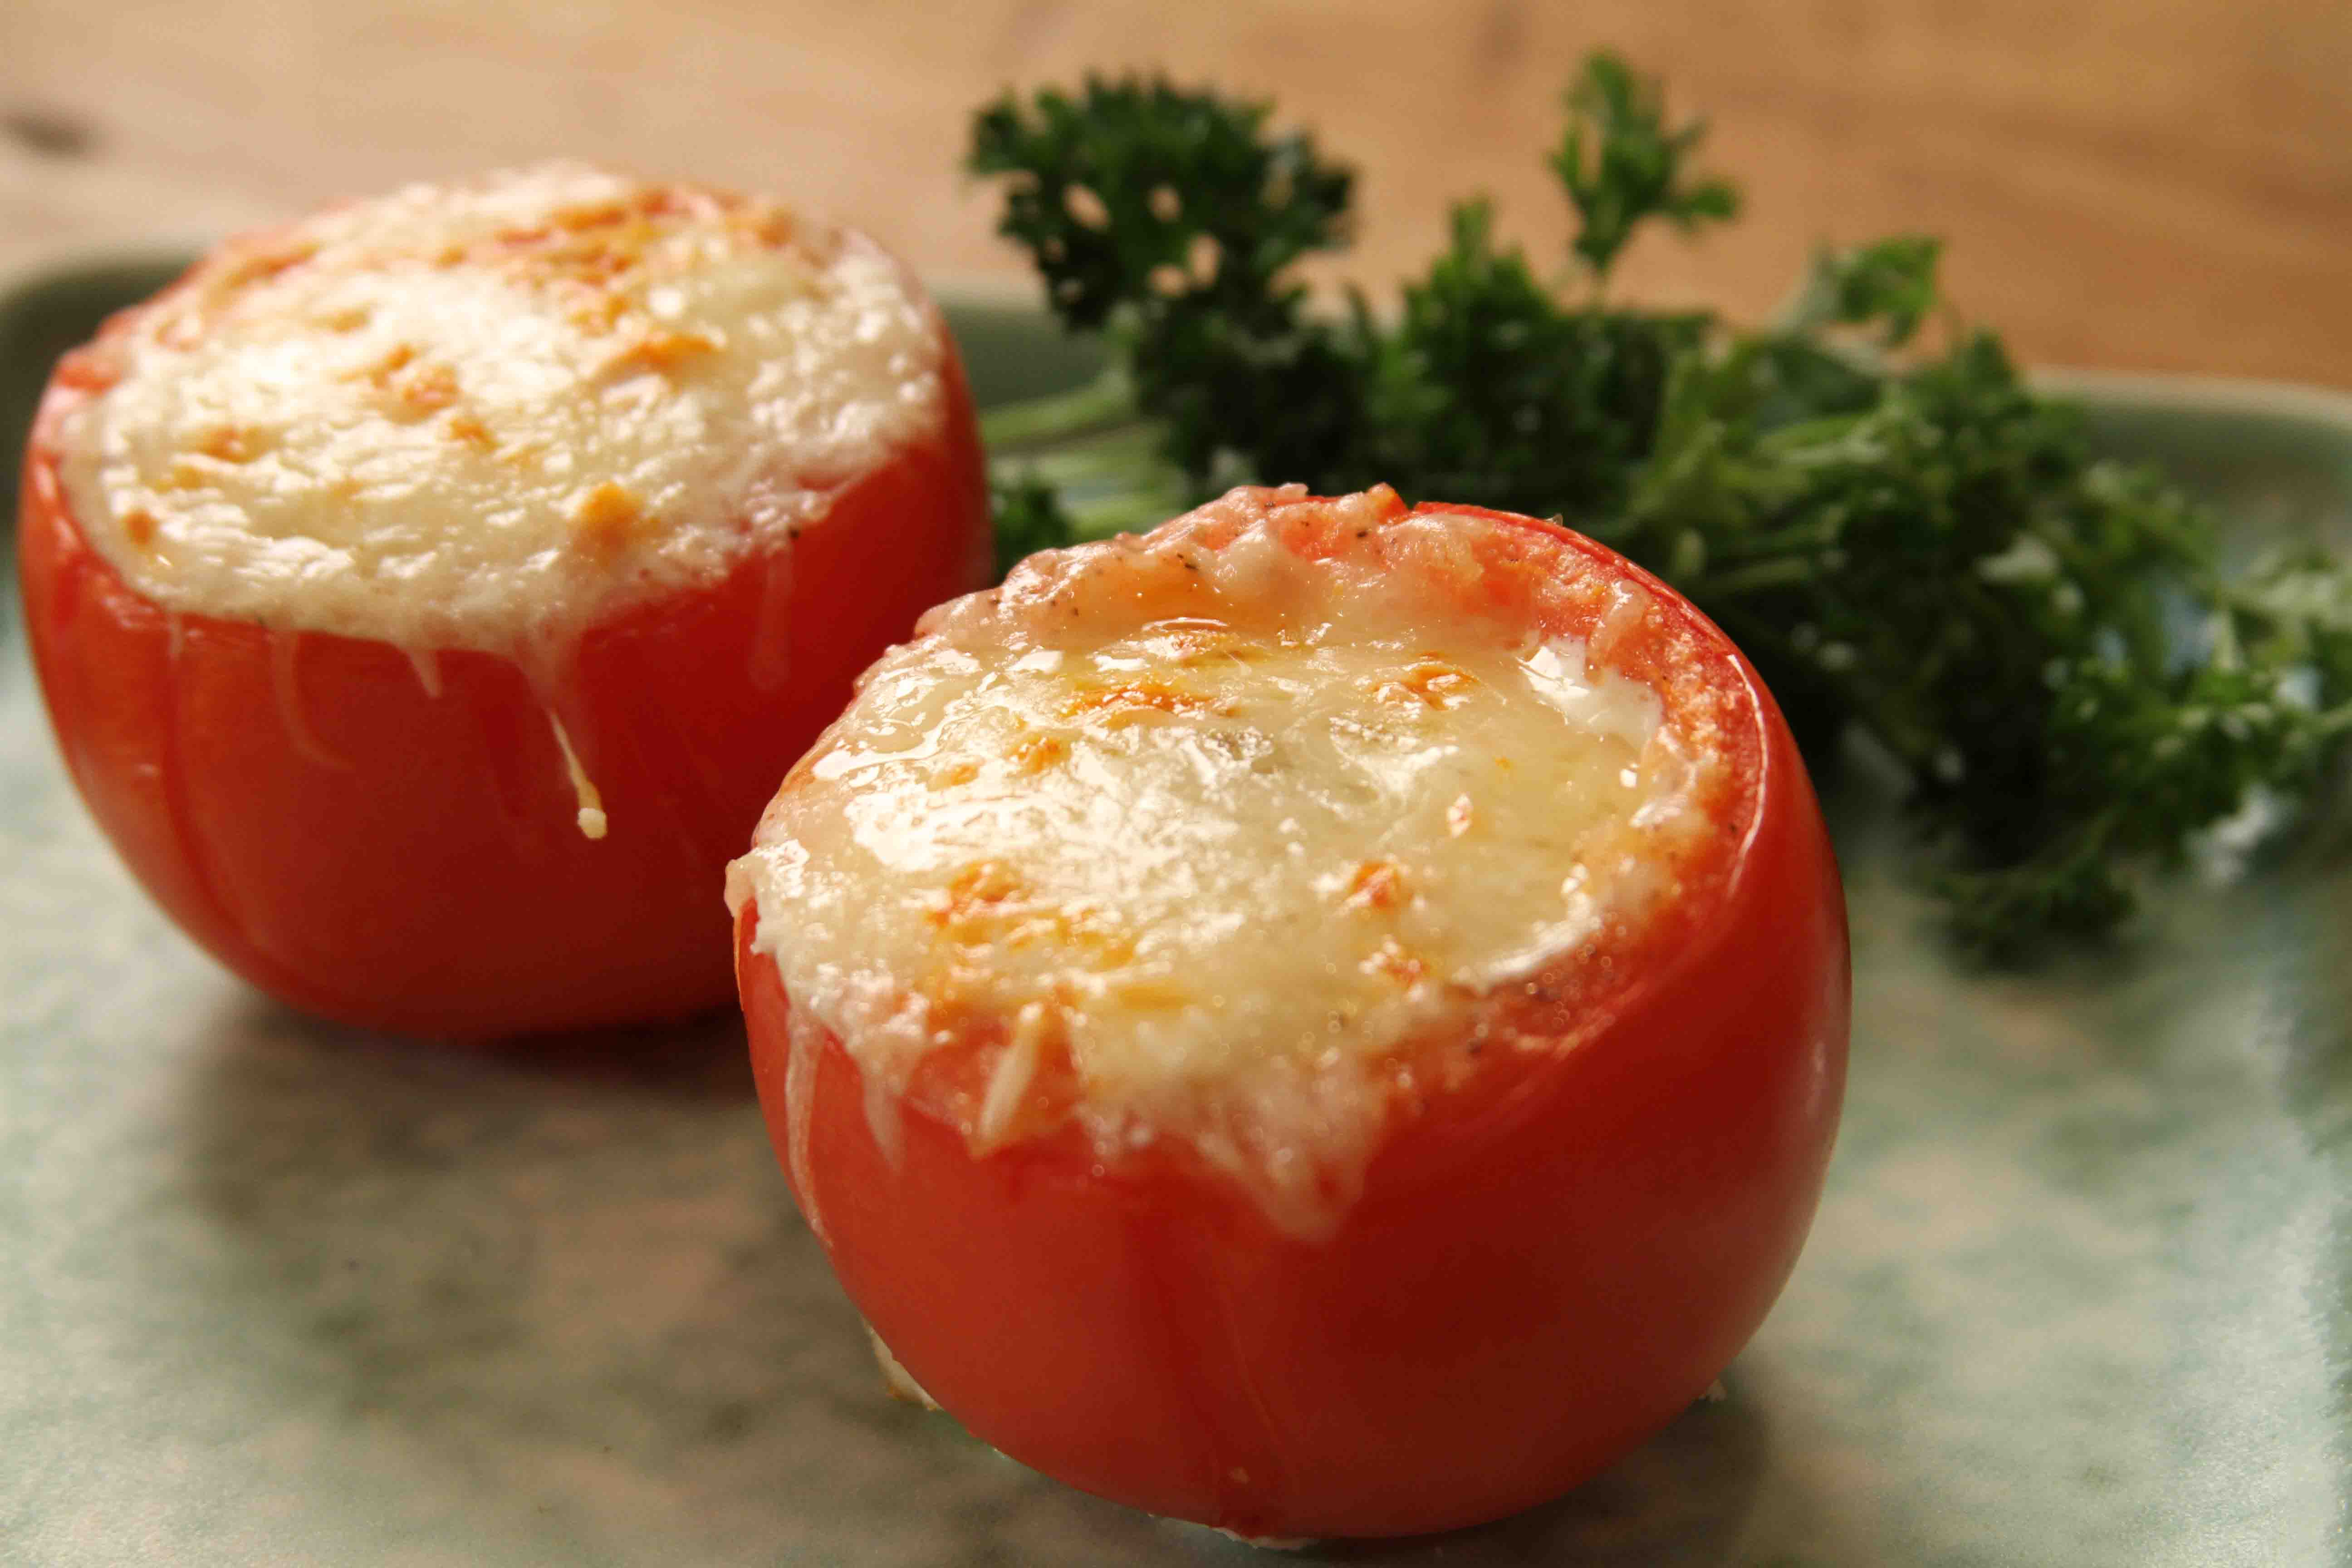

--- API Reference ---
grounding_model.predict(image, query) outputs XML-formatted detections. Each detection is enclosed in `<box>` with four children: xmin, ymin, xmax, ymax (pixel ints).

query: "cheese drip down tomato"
<box><xmin>20</xmin><ymin>164</ymin><xmax>990</xmax><ymax>1038</ymax></box>
<box><xmin>729</xmin><ymin>485</ymin><xmax>1850</xmax><ymax>1539</ymax></box>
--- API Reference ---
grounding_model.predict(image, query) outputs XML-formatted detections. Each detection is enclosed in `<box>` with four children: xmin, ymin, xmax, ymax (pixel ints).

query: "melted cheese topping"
<box><xmin>55</xmin><ymin>163</ymin><xmax>946</xmax><ymax>651</ymax></box>
<box><xmin>730</xmin><ymin>488</ymin><xmax>1735</xmax><ymax>1234</ymax></box>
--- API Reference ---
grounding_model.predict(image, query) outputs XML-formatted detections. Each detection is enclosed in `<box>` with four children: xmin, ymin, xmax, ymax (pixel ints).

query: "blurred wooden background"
<box><xmin>4</xmin><ymin>0</ymin><xmax>2350</xmax><ymax>383</ymax></box>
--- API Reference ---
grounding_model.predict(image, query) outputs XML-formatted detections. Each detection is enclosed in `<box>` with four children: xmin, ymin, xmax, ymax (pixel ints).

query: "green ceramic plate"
<box><xmin>2</xmin><ymin>263</ymin><xmax>2346</xmax><ymax>1567</ymax></box>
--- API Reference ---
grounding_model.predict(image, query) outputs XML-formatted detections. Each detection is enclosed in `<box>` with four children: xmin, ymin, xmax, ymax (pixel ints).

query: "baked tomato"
<box><xmin>19</xmin><ymin>166</ymin><xmax>989</xmax><ymax>1039</ymax></box>
<box><xmin>730</xmin><ymin>485</ymin><xmax>1848</xmax><ymax>1539</ymax></box>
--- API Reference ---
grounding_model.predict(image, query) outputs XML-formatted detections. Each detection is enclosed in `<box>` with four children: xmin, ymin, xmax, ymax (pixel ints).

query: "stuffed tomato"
<box><xmin>729</xmin><ymin>484</ymin><xmax>1848</xmax><ymax>1539</ymax></box>
<box><xmin>19</xmin><ymin>164</ymin><xmax>989</xmax><ymax>1039</ymax></box>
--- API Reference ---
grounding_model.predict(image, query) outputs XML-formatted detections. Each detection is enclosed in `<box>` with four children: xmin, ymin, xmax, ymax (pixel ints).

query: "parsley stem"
<box><xmin>980</xmin><ymin>368</ymin><xmax>1139</xmax><ymax>455</ymax></box>
<box><xmin>1682</xmin><ymin>556</ymin><xmax>1824</xmax><ymax>598</ymax></box>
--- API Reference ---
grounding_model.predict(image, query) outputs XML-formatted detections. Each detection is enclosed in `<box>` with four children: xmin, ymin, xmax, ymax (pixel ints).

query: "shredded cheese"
<box><xmin>54</xmin><ymin>162</ymin><xmax>947</xmax><ymax>654</ymax></box>
<box><xmin>727</xmin><ymin>486</ymin><xmax>1739</xmax><ymax>1233</ymax></box>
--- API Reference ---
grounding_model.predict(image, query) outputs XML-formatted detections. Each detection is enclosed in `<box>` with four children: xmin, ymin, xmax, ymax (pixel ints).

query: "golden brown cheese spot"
<box><xmin>341</xmin><ymin>342</ymin><xmax>464</xmax><ymax>418</ymax></box>
<box><xmin>480</xmin><ymin>186</ymin><xmax>791</xmax><ymax>294</ymax></box>
<box><xmin>164</xmin><ymin>456</ymin><xmax>216</xmax><ymax>491</ymax></box>
<box><xmin>570</xmin><ymin>481</ymin><xmax>648</xmax><ymax>564</ymax></box>
<box><xmin>751</xmin><ymin>208</ymin><xmax>799</xmax><ymax>249</ymax></box>
<box><xmin>390</xmin><ymin>361</ymin><xmax>461</xmax><ymax>418</ymax></box>
<box><xmin>1373</xmin><ymin>657</ymin><xmax>1480</xmax><ymax>710</ymax></box>
<box><xmin>121</xmin><ymin>508</ymin><xmax>159</xmax><ymax>549</ymax></box>
<box><xmin>444</xmin><ymin>412</ymin><xmax>497</xmax><ymax>451</ymax></box>
<box><xmin>1340</xmin><ymin>858</ymin><xmax>1409</xmax><ymax>913</ymax></box>
<box><xmin>924</xmin><ymin>860</ymin><xmax>1025</xmax><ymax>934</ymax></box>
<box><xmin>351</xmin><ymin>342</ymin><xmax>417</xmax><ymax>386</ymax></box>
<box><xmin>1010</xmin><ymin>731</ymin><xmax>1068</xmax><ymax>774</ymax></box>
<box><xmin>599</xmin><ymin>330</ymin><xmax>720</xmax><ymax>383</ymax></box>
<box><xmin>924</xmin><ymin>862</ymin><xmax>1136</xmax><ymax>965</ymax></box>
<box><xmin>550</xmin><ymin>198</ymin><xmax>632</xmax><ymax>233</ymax></box>
<box><xmin>196</xmin><ymin>425</ymin><xmax>265</xmax><ymax>463</ymax></box>
<box><xmin>220</xmin><ymin>241</ymin><xmax>318</xmax><ymax>290</ymax></box>
<box><xmin>1060</xmin><ymin>678</ymin><xmax>1223</xmax><ymax>727</ymax></box>
<box><xmin>567</xmin><ymin>291</ymin><xmax>630</xmax><ymax>334</ymax></box>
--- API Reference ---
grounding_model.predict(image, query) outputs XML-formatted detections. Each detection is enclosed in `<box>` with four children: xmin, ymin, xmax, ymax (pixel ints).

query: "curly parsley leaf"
<box><xmin>970</xmin><ymin>76</ymin><xmax>1352</xmax><ymax>331</ymax></box>
<box><xmin>1550</xmin><ymin>51</ymin><xmax>1740</xmax><ymax>282</ymax></box>
<box><xmin>1356</xmin><ymin>199</ymin><xmax>1707</xmax><ymax>519</ymax></box>
<box><xmin>970</xmin><ymin>75</ymin><xmax>1369</xmax><ymax>489</ymax></box>
<box><xmin>1784</xmin><ymin>235</ymin><xmax>1944</xmax><ymax>348</ymax></box>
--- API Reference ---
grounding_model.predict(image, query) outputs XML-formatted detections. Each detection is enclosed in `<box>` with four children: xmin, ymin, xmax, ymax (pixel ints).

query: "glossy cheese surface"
<box><xmin>54</xmin><ymin>163</ymin><xmax>946</xmax><ymax>650</ymax></box>
<box><xmin>730</xmin><ymin>488</ymin><xmax>1736</xmax><ymax>1224</ymax></box>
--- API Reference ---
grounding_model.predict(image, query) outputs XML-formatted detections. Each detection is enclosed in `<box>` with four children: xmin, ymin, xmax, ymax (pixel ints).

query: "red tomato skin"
<box><xmin>735</xmin><ymin>504</ymin><xmax>1848</xmax><ymax>1539</ymax></box>
<box><xmin>20</xmin><ymin>339</ymin><xmax>990</xmax><ymax>1040</ymax></box>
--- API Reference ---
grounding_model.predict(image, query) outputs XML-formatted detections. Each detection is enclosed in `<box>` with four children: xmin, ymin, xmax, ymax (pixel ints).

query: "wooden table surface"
<box><xmin>4</xmin><ymin>0</ymin><xmax>2350</xmax><ymax>385</ymax></box>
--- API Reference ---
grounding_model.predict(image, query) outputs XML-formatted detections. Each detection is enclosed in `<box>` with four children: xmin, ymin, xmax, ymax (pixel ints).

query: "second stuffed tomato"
<box><xmin>730</xmin><ymin>484</ymin><xmax>1849</xmax><ymax>1539</ymax></box>
<box><xmin>20</xmin><ymin>164</ymin><xmax>989</xmax><ymax>1038</ymax></box>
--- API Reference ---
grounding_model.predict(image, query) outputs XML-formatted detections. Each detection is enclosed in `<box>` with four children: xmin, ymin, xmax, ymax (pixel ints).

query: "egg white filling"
<box><xmin>55</xmin><ymin>162</ymin><xmax>946</xmax><ymax>653</ymax></box>
<box><xmin>730</xmin><ymin>489</ymin><xmax>1732</xmax><ymax>1235</ymax></box>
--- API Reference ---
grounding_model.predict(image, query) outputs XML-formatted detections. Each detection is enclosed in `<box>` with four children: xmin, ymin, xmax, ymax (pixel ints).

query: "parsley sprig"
<box><xmin>970</xmin><ymin>54</ymin><xmax>2352</xmax><ymax>958</ymax></box>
